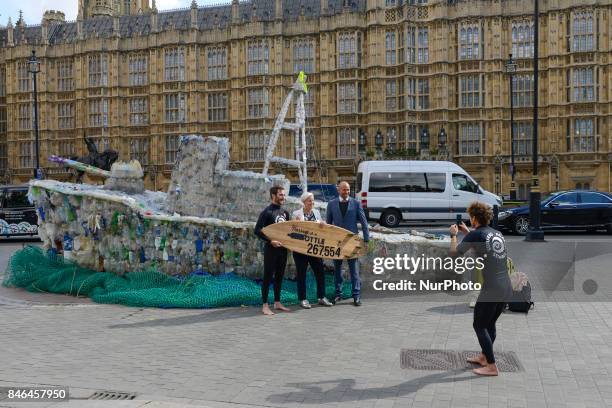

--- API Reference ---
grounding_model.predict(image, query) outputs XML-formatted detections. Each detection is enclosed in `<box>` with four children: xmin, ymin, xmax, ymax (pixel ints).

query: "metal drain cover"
<box><xmin>88</xmin><ymin>391</ymin><xmax>137</xmax><ymax>400</ymax></box>
<box><xmin>400</xmin><ymin>349</ymin><xmax>523</xmax><ymax>372</ymax></box>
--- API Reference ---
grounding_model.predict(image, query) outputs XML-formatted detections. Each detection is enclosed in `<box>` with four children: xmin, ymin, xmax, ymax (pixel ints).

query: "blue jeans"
<box><xmin>333</xmin><ymin>259</ymin><xmax>360</xmax><ymax>299</ymax></box>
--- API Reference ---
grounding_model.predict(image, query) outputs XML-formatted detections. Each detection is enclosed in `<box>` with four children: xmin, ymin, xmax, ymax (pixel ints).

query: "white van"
<box><xmin>356</xmin><ymin>161</ymin><xmax>502</xmax><ymax>227</ymax></box>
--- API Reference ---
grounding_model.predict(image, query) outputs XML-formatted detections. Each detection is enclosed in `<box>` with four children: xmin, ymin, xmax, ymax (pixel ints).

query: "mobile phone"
<box><xmin>456</xmin><ymin>214</ymin><xmax>462</xmax><ymax>226</ymax></box>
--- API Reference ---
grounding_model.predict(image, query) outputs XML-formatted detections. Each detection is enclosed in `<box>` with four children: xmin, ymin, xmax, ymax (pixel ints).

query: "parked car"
<box><xmin>498</xmin><ymin>190</ymin><xmax>612</xmax><ymax>235</ymax></box>
<box><xmin>289</xmin><ymin>183</ymin><xmax>339</xmax><ymax>202</ymax></box>
<box><xmin>356</xmin><ymin>160</ymin><xmax>502</xmax><ymax>227</ymax></box>
<box><xmin>0</xmin><ymin>185</ymin><xmax>38</xmax><ymax>237</ymax></box>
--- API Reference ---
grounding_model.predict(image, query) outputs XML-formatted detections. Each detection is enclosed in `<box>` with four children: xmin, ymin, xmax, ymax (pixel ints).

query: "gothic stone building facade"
<box><xmin>0</xmin><ymin>0</ymin><xmax>611</xmax><ymax>198</ymax></box>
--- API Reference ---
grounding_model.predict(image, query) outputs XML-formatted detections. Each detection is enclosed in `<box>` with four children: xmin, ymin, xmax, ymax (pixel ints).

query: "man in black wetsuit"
<box><xmin>450</xmin><ymin>202</ymin><xmax>512</xmax><ymax>376</ymax></box>
<box><xmin>254</xmin><ymin>186</ymin><xmax>291</xmax><ymax>316</ymax></box>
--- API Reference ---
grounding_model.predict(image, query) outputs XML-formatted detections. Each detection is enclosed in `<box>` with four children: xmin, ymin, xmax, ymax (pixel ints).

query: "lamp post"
<box><xmin>375</xmin><ymin>128</ymin><xmax>383</xmax><ymax>160</ymax></box>
<box><xmin>505</xmin><ymin>53</ymin><xmax>517</xmax><ymax>200</ymax></box>
<box><xmin>420</xmin><ymin>128</ymin><xmax>429</xmax><ymax>157</ymax></box>
<box><xmin>438</xmin><ymin>127</ymin><xmax>447</xmax><ymax>151</ymax></box>
<box><xmin>526</xmin><ymin>0</ymin><xmax>544</xmax><ymax>241</ymax></box>
<box><xmin>28</xmin><ymin>50</ymin><xmax>42</xmax><ymax>180</ymax></box>
<box><xmin>358</xmin><ymin>129</ymin><xmax>367</xmax><ymax>160</ymax></box>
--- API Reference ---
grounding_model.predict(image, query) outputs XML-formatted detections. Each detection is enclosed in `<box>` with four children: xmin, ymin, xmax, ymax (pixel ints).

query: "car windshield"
<box><xmin>4</xmin><ymin>190</ymin><xmax>30</xmax><ymax>208</ymax></box>
<box><xmin>541</xmin><ymin>192</ymin><xmax>563</xmax><ymax>204</ymax></box>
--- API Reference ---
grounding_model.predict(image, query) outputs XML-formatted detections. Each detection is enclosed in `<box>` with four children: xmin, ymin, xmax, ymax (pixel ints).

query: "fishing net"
<box><xmin>2</xmin><ymin>246</ymin><xmax>353</xmax><ymax>309</ymax></box>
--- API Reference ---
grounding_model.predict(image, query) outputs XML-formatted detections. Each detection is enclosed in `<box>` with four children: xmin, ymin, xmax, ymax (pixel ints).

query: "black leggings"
<box><xmin>473</xmin><ymin>301</ymin><xmax>506</xmax><ymax>364</ymax></box>
<box><xmin>293</xmin><ymin>252</ymin><xmax>326</xmax><ymax>300</ymax></box>
<box><xmin>262</xmin><ymin>245</ymin><xmax>288</xmax><ymax>304</ymax></box>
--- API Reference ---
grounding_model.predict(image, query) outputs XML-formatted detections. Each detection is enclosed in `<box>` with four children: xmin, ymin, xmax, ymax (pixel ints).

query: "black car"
<box><xmin>498</xmin><ymin>190</ymin><xmax>612</xmax><ymax>235</ymax></box>
<box><xmin>0</xmin><ymin>185</ymin><xmax>38</xmax><ymax>237</ymax></box>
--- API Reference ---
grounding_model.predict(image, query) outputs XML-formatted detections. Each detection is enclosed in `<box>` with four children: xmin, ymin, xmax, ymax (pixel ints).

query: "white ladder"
<box><xmin>262</xmin><ymin>73</ymin><xmax>308</xmax><ymax>193</ymax></box>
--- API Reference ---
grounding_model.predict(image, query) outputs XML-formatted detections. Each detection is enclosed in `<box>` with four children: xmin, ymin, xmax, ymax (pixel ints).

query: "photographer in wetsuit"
<box><xmin>450</xmin><ymin>202</ymin><xmax>512</xmax><ymax>376</ymax></box>
<box><xmin>254</xmin><ymin>186</ymin><xmax>291</xmax><ymax>316</ymax></box>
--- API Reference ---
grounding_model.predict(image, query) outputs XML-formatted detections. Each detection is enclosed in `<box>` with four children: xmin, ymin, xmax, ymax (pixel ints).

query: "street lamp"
<box><xmin>526</xmin><ymin>0</ymin><xmax>544</xmax><ymax>241</ymax></box>
<box><xmin>374</xmin><ymin>128</ymin><xmax>383</xmax><ymax>160</ymax></box>
<box><xmin>505</xmin><ymin>53</ymin><xmax>518</xmax><ymax>200</ymax></box>
<box><xmin>438</xmin><ymin>127</ymin><xmax>447</xmax><ymax>151</ymax></box>
<box><xmin>420</xmin><ymin>128</ymin><xmax>429</xmax><ymax>155</ymax></box>
<box><xmin>358</xmin><ymin>129</ymin><xmax>367</xmax><ymax>159</ymax></box>
<box><xmin>28</xmin><ymin>50</ymin><xmax>42</xmax><ymax>180</ymax></box>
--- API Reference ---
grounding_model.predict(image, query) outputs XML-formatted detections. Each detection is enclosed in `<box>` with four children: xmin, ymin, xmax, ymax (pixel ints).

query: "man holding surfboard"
<box><xmin>254</xmin><ymin>186</ymin><xmax>291</xmax><ymax>315</ymax></box>
<box><xmin>326</xmin><ymin>181</ymin><xmax>370</xmax><ymax>306</ymax></box>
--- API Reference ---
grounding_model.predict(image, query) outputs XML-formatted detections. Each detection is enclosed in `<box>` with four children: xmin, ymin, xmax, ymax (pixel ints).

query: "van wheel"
<box><xmin>514</xmin><ymin>216</ymin><xmax>530</xmax><ymax>236</ymax></box>
<box><xmin>381</xmin><ymin>210</ymin><xmax>401</xmax><ymax>228</ymax></box>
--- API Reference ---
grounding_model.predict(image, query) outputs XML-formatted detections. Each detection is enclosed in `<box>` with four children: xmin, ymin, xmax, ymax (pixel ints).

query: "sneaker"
<box><xmin>333</xmin><ymin>295</ymin><xmax>342</xmax><ymax>304</ymax></box>
<box><xmin>353</xmin><ymin>297</ymin><xmax>362</xmax><ymax>307</ymax></box>
<box><xmin>299</xmin><ymin>300</ymin><xmax>311</xmax><ymax>309</ymax></box>
<box><xmin>318</xmin><ymin>297</ymin><xmax>333</xmax><ymax>307</ymax></box>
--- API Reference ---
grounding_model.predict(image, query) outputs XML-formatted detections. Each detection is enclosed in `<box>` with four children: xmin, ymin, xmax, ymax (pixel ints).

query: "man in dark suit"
<box><xmin>326</xmin><ymin>181</ymin><xmax>370</xmax><ymax>306</ymax></box>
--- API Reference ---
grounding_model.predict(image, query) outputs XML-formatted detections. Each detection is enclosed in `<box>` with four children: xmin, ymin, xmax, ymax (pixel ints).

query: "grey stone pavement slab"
<box><xmin>0</xmin><ymin>239</ymin><xmax>611</xmax><ymax>408</ymax></box>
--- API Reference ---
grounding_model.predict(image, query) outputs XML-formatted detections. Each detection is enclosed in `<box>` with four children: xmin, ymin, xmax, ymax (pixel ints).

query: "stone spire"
<box><xmin>232</xmin><ymin>0</ymin><xmax>239</xmax><ymax>24</ymax></box>
<box><xmin>151</xmin><ymin>0</ymin><xmax>158</xmax><ymax>32</ymax></box>
<box><xmin>16</xmin><ymin>10</ymin><xmax>26</xmax><ymax>45</ymax></box>
<box><xmin>16</xmin><ymin>10</ymin><xmax>25</xmax><ymax>27</ymax></box>
<box><xmin>7</xmin><ymin>17</ymin><xmax>14</xmax><ymax>46</ymax></box>
<box><xmin>275</xmin><ymin>0</ymin><xmax>282</xmax><ymax>20</ymax></box>
<box><xmin>191</xmin><ymin>0</ymin><xmax>198</xmax><ymax>29</ymax></box>
<box><xmin>41</xmin><ymin>15</ymin><xmax>48</xmax><ymax>45</ymax></box>
<box><xmin>77</xmin><ymin>16</ymin><xmax>83</xmax><ymax>40</ymax></box>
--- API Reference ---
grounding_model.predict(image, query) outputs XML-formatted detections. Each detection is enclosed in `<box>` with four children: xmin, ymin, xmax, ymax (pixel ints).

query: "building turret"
<box><xmin>90</xmin><ymin>0</ymin><xmax>113</xmax><ymax>18</ymax></box>
<box><xmin>79</xmin><ymin>0</ymin><xmax>151</xmax><ymax>19</ymax></box>
<box><xmin>42</xmin><ymin>10</ymin><xmax>66</xmax><ymax>25</ymax></box>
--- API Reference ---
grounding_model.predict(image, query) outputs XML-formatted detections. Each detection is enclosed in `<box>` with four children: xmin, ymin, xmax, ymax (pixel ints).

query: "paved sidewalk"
<box><xmin>2</xmin><ymin>241</ymin><xmax>612</xmax><ymax>407</ymax></box>
<box><xmin>1</xmin><ymin>294</ymin><xmax>612</xmax><ymax>408</ymax></box>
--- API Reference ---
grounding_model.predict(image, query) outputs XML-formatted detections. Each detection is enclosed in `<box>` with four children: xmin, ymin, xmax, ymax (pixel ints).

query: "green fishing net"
<box><xmin>2</xmin><ymin>246</ymin><xmax>353</xmax><ymax>309</ymax></box>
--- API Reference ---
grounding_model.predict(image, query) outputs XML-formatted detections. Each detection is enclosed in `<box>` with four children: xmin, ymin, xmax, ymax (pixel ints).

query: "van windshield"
<box><xmin>452</xmin><ymin>173</ymin><xmax>479</xmax><ymax>193</ymax></box>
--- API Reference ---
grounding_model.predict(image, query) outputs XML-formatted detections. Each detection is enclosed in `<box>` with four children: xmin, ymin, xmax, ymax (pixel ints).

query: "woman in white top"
<box><xmin>292</xmin><ymin>192</ymin><xmax>333</xmax><ymax>309</ymax></box>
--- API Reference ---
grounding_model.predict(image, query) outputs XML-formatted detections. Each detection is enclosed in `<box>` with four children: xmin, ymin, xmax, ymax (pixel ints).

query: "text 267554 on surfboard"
<box><xmin>306</xmin><ymin>243</ymin><xmax>341</xmax><ymax>257</ymax></box>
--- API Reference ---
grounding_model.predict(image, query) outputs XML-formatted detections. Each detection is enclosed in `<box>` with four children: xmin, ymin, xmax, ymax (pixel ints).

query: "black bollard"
<box><xmin>492</xmin><ymin>205</ymin><xmax>499</xmax><ymax>229</ymax></box>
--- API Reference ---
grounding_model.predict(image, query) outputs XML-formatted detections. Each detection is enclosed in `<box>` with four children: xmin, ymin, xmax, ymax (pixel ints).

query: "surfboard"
<box><xmin>261</xmin><ymin>220</ymin><xmax>367</xmax><ymax>260</ymax></box>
